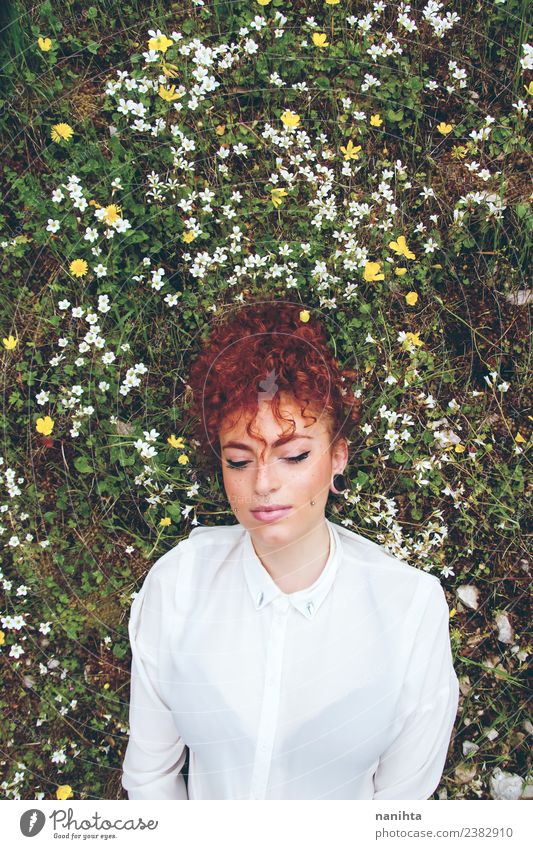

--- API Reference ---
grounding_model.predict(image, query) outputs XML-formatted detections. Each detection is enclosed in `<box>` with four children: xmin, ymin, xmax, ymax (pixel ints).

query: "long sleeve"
<box><xmin>121</xmin><ymin>565</ymin><xmax>189</xmax><ymax>800</ymax></box>
<box><xmin>372</xmin><ymin>578</ymin><xmax>460</xmax><ymax>800</ymax></box>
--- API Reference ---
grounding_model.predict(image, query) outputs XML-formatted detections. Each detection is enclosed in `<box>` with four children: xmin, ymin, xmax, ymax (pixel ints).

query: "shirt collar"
<box><xmin>242</xmin><ymin>519</ymin><xmax>340</xmax><ymax>620</ymax></box>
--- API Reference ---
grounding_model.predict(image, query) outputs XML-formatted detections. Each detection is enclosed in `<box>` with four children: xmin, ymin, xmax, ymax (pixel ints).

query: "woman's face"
<box><xmin>218</xmin><ymin>393</ymin><xmax>348</xmax><ymax>545</ymax></box>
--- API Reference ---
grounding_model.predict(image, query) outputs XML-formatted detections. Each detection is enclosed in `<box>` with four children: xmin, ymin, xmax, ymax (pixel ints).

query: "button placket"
<box><xmin>250</xmin><ymin>597</ymin><xmax>289</xmax><ymax>799</ymax></box>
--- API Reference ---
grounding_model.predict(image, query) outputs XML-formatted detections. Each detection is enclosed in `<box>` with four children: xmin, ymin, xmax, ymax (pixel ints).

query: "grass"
<box><xmin>0</xmin><ymin>0</ymin><xmax>531</xmax><ymax>801</ymax></box>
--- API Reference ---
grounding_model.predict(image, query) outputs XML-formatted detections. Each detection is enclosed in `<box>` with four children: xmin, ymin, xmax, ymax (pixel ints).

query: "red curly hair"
<box><xmin>185</xmin><ymin>301</ymin><xmax>361</xmax><ymax>471</ymax></box>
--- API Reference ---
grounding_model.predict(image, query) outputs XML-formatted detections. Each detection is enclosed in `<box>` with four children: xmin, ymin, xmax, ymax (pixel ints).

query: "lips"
<box><xmin>251</xmin><ymin>506</ymin><xmax>292</xmax><ymax>523</ymax></box>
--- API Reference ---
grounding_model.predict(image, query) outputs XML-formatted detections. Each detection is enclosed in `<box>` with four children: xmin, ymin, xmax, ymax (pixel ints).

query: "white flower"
<box><xmin>39</xmin><ymin>622</ymin><xmax>52</xmax><ymax>635</ymax></box>
<box><xmin>97</xmin><ymin>298</ymin><xmax>110</xmax><ymax>317</ymax></box>
<box><xmin>519</xmin><ymin>42</ymin><xmax>532</xmax><ymax>71</ymax></box>
<box><xmin>512</xmin><ymin>99</ymin><xmax>529</xmax><ymax>118</ymax></box>
<box><xmin>93</xmin><ymin>264</ymin><xmax>108</xmax><ymax>278</ymax></box>
<box><xmin>46</xmin><ymin>219</ymin><xmax>60</xmax><ymax>233</ymax></box>
<box><xmin>84</xmin><ymin>227</ymin><xmax>99</xmax><ymax>243</ymax></box>
<box><xmin>52</xmin><ymin>189</ymin><xmax>64</xmax><ymax>203</ymax></box>
<box><xmin>423</xmin><ymin>237</ymin><xmax>439</xmax><ymax>253</ymax></box>
<box><xmin>113</xmin><ymin>217</ymin><xmax>131</xmax><ymax>233</ymax></box>
<box><xmin>9</xmin><ymin>644</ymin><xmax>24</xmax><ymax>659</ymax></box>
<box><xmin>35</xmin><ymin>390</ymin><xmax>49</xmax><ymax>405</ymax></box>
<box><xmin>51</xmin><ymin>748</ymin><xmax>67</xmax><ymax>765</ymax></box>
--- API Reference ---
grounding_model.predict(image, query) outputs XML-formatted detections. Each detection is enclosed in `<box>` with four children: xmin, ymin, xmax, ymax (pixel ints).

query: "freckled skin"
<box><xmin>218</xmin><ymin>393</ymin><xmax>348</xmax><ymax>590</ymax></box>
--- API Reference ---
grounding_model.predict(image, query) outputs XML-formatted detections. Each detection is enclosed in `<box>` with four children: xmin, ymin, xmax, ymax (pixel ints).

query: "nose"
<box><xmin>253</xmin><ymin>458</ymin><xmax>279</xmax><ymax>498</ymax></box>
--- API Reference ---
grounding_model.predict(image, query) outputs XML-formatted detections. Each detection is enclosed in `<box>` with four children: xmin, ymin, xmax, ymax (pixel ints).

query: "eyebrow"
<box><xmin>222</xmin><ymin>433</ymin><xmax>313</xmax><ymax>452</ymax></box>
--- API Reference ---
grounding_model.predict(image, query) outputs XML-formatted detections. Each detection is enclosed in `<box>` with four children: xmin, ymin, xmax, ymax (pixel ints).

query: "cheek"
<box><xmin>294</xmin><ymin>456</ymin><xmax>331</xmax><ymax>490</ymax></box>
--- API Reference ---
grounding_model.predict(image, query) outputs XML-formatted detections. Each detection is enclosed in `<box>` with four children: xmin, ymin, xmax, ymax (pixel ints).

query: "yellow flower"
<box><xmin>168</xmin><ymin>435</ymin><xmax>185</xmax><ymax>449</ymax></box>
<box><xmin>449</xmin><ymin>608</ymin><xmax>456</xmax><ymax>619</ymax></box>
<box><xmin>312</xmin><ymin>33</ymin><xmax>330</xmax><ymax>48</ymax></box>
<box><xmin>437</xmin><ymin>122</ymin><xmax>453</xmax><ymax>135</ymax></box>
<box><xmin>389</xmin><ymin>235</ymin><xmax>416</xmax><ymax>260</ymax></box>
<box><xmin>325</xmin><ymin>0</ymin><xmax>340</xmax><ymax>4</ymax></box>
<box><xmin>370</xmin><ymin>114</ymin><xmax>382</xmax><ymax>127</ymax></box>
<box><xmin>515</xmin><ymin>432</ymin><xmax>526</xmax><ymax>443</ymax></box>
<box><xmin>104</xmin><ymin>204</ymin><xmax>121</xmax><ymax>224</ymax></box>
<box><xmin>178</xmin><ymin>453</ymin><xmax>189</xmax><ymax>465</ymax></box>
<box><xmin>159</xmin><ymin>517</ymin><xmax>171</xmax><ymax>527</ymax></box>
<box><xmin>70</xmin><ymin>259</ymin><xmax>88</xmax><ymax>277</ymax></box>
<box><xmin>0</xmin><ymin>630</ymin><xmax>5</xmax><ymax>646</ymax></box>
<box><xmin>38</xmin><ymin>37</ymin><xmax>52</xmax><ymax>52</ymax></box>
<box><xmin>405</xmin><ymin>291</ymin><xmax>418</xmax><ymax>306</ymax></box>
<box><xmin>51</xmin><ymin>123</ymin><xmax>74</xmax><ymax>143</ymax></box>
<box><xmin>2</xmin><ymin>335</ymin><xmax>18</xmax><ymax>350</ymax></box>
<box><xmin>182</xmin><ymin>231</ymin><xmax>196</xmax><ymax>243</ymax></box>
<box><xmin>36</xmin><ymin>416</ymin><xmax>54</xmax><ymax>436</ymax></box>
<box><xmin>299</xmin><ymin>310</ymin><xmax>310</xmax><ymax>323</ymax></box>
<box><xmin>363</xmin><ymin>262</ymin><xmax>384</xmax><ymax>282</ymax></box>
<box><xmin>215</xmin><ymin>124</ymin><xmax>226</xmax><ymax>135</ymax></box>
<box><xmin>103</xmin><ymin>682</ymin><xmax>110</xmax><ymax>689</ymax></box>
<box><xmin>148</xmin><ymin>34</ymin><xmax>173</xmax><ymax>53</ymax></box>
<box><xmin>56</xmin><ymin>785</ymin><xmax>73</xmax><ymax>801</ymax></box>
<box><xmin>339</xmin><ymin>140</ymin><xmax>362</xmax><ymax>160</ymax></box>
<box><xmin>401</xmin><ymin>332</ymin><xmax>424</xmax><ymax>349</ymax></box>
<box><xmin>395</xmin><ymin>267</ymin><xmax>408</xmax><ymax>276</ymax></box>
<box><xmin>280</xmin><ymin>110</ymin><xmax>300</xmax><ymax>128</ymax></box>
<box><xmin>271</xmin><ymin>187</ymin><xmax>288</xmax><ymax>208</ymax></box>
<box><xmin>158</xmin><ymin>84</ymin><xmax>181</xmax><ymax>102</ymax></box>
<box><xmin>524</xmin><ymin>81</ymin><xmax>533</xmax><ymax>97</ymax></box>
<box><xmin>256</xmin><ymin>0</ymin><xmax>272</xmax><ymax>4</ymax></box>
<box><xmin>454</xmin><ymin>443</ymin><xmax>466</xmax><ymax>453</ymax></box>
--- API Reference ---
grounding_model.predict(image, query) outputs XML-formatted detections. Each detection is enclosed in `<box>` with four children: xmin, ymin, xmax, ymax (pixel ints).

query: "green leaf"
<box><xmin>386</xmin><ymin>108</ymin><xmax>404</xmax><ymax>122</ymax></box>
<box><xmin>514</xmin><ymin>203</ymin><xmax>530</xmax><ymax>220</ymax></box>
<box><xmin>393</xmin><ymin>450</ymin><xmax>409</xmax><ymax>464</ymax></box>
<box><xmin>74</xmin><ymin>456</ymin><xmax>94</xmax><ymax>474</ymax></box>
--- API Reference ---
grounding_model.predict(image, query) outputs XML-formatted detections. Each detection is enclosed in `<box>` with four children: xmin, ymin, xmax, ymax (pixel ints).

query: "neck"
<box><xmin>249</xmin><ymin>519</ymin><xmax>331</xmax><ymax>594</ymax></box>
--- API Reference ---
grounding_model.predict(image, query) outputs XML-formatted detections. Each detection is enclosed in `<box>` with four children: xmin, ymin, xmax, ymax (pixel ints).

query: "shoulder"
<box><xmin>331</xmin><ymin>519</ymin><xmax>443</xmax><ymax>605</ymax></box>
<box><xmin>142</xmin><ymin>523</ymin><xmax>242</xmax><ymax>587</ymax></box>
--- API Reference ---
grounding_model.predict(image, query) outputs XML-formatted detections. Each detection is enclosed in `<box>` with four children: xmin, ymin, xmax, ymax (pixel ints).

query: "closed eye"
<box><xmin>225</xmin><ymin>451</ymin><xmax>310</xmax><ymax>470</ymax></box>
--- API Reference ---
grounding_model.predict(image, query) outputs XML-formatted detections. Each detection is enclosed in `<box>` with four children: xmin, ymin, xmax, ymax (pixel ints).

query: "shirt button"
<box><xmin>305</xmin><ymin>600</ymin><xmax>314</xmax><ymax>616</ymax></box>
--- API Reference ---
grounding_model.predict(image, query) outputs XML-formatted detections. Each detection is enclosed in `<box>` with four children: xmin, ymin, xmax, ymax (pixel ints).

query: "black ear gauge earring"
<box><xmin>332</xmin><ymin>473</ymin><xmax>348</xmax><ymax>494</ymax></box>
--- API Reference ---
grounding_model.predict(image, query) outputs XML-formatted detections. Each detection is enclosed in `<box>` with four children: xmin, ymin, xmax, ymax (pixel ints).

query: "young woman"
<box><xmin>121</xmin><ymin>301</ymin><xmax>459</xmax><ymax>800</ymax></box>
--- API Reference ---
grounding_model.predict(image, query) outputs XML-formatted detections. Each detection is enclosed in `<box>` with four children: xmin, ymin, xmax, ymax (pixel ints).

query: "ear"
<box><xmin>331</xmin><ymin>436</ymin><xmax>349</xmax><ymax>475</ymax></box>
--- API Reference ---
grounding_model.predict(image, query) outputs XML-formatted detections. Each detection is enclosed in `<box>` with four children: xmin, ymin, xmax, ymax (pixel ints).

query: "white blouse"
<box><xmin>121</xmin><ymin>519</ymin><xmax>459</xmax><ymax>800</ymax></box>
